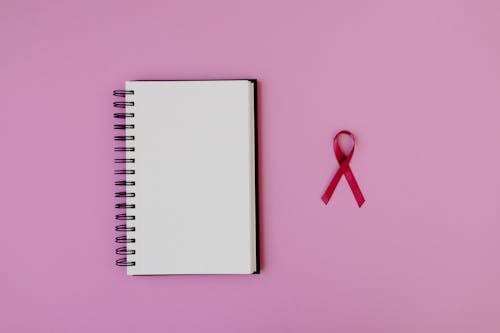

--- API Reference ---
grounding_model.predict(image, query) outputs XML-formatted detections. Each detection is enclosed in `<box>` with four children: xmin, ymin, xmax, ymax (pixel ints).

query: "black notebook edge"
<box><xmin>251</xmin><ymin>79</ymin><xmax>260</xmax><ymax>274</ymax></box>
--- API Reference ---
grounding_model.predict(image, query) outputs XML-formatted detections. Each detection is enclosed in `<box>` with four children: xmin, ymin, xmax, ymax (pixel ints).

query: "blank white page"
<box><xmin>124</xmin><ymin>80</ymin><xmax>257</xmax><ymax>275</ymax></box>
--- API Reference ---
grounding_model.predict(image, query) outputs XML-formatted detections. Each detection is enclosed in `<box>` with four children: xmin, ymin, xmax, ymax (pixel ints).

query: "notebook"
<box><xmin>112</xmin><ymin>80</ymin><xmax>259</xmax><ymax>275</ymax></box>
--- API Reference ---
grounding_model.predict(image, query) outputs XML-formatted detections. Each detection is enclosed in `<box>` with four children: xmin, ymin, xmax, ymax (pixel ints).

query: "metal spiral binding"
<box><xmin>113</xmin><ymin>89</ymin><xmax>136</xmax><ymax>267</ymax></box>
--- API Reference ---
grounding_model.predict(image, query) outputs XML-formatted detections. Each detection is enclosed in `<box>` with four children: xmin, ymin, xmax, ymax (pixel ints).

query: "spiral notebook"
<box><xmin>113</xmin><ymin>80</ymin><xmax>258</xmax><ymax>275</ymax></box>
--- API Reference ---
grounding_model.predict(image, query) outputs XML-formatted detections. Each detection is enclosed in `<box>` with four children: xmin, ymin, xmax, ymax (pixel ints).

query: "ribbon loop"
<box><xmin>322</xmin><ymin>130</ymin><xmax>365</xmax><ymax>207</ymax></box>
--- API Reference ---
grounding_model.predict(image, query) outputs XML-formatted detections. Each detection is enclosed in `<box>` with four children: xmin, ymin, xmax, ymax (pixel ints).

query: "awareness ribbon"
<box><xmin>321</xmin><ymin>130</ymin><xmax>365</xmax><ymax>207</ymax></box>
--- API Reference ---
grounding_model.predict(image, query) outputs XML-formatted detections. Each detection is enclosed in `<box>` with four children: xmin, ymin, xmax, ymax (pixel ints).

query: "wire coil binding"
<box><xmin>113</xmin><ymin>89</ymin><xmax>136</xmax><ymax>267</ymax></box>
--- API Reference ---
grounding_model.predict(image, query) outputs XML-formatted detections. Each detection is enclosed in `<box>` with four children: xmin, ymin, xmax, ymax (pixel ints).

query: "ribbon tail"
<box><xmin>343</xmin><ymin>166</ymin><xmax>365</xmax><ymax>207</ymax></box>
<box><xmin>321</xmin><ymin>168</ymin><xmax>343</xmax><ymax>204</ymax></box>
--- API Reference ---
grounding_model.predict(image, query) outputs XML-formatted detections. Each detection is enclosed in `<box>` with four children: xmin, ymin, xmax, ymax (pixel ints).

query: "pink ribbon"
<box><xmin>322</xmin><ymin>130</ymin><xmax>365</xmax><ymax>207</ymax></box>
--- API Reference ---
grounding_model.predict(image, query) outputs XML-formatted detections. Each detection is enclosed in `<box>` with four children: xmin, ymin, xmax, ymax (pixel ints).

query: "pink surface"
<box><xmin>2</xmin><ymin>0</ymin><xmax>500</xmax><ymax>332</ymax></box>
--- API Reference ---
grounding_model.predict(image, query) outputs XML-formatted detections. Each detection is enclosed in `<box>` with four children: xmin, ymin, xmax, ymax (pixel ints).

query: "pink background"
<box><xmin>2</xmin><ymin>0</ymin><xmax>500</xmax><ymax>332</ymax></box>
